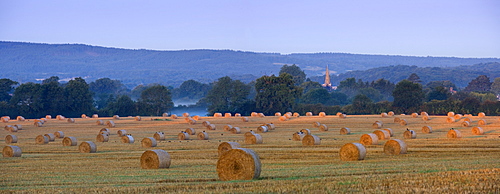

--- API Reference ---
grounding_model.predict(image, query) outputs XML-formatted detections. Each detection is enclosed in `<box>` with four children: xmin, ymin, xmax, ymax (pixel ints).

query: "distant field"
<box><xmin>1</xmin><ymin>113</ymin><xmax>499</xmax><ymax>193</ymax></box>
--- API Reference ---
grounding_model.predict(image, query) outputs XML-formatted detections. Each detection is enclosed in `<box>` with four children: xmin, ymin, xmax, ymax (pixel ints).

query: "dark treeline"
<box><xmin>1</xmin><ymin>65</ymin><xmax>500</xmax><ymax>119</ymax></box>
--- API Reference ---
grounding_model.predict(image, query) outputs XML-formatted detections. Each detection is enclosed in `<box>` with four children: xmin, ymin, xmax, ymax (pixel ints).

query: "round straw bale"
<box><xmin>383</xmin><ymin>128</ymin><xmax>394</xmax><ymax>137</ymax></box>
<box><xmin>293</xmin><ymin>112</ymin><xmax>300</xmax><ymax>117</ymax></box>
<box><xmin>422</xmin><ymin>126</ymin><xmax>433</xmax><ymax>133</ymax></box>
<box><xmin>372</xmin><ymin>121</ymin><xmax>383</xmax><ymax>129</ymax></box>
<box><xmin>360</xmin><ymin>133</ymin><xmax>379</xmax><ymax>145</ymax></box>
<box><xmin>197</xmin><ymin>131</ymin><xmax>209</xmax><ymax>140</ymax></box>
<box><xmin>12</xmin><ymin>124</ymin><xmax>21</xmax><ymax>130</ymax></box>
<box><xmin>393</xmin><ymin>117</ymin><xmax>401</xmax><ymax>123</ymax></box>
<box><xmin>34</xmin><ymin>122</ymin><xmax>43</xmax><ymax>127</ymax></box>
<box><xmin>422</xmin><ymin>115</ymin><xmax>430</xmax><ymax>121</ymax></box>
<box><xmin>5</xmin><ymin>125</ymin><xmax>18</xmax><ymax>132</ymax></box>
<box><xmin>67</xmin><ymin>118</ymin><xmax>75</xmax><ymax>123</ymax></box>
<box><xmin>36</xmin><ymin>135</ymin><xmax>49</xmax><ymax>144</ymax></box>
<box><xmin>251</xmin><ymin>112</ymin><xmax>258</xmax><ymax>117</ymax></box>
<box><xmin>461</xmin><ymin>121</ymin><xmax>470</xmax><ymax>127</ymax></box>
<box><xmin>92</xmin><ymin>114</ymin><xmax>98</xmax><ymax>118</ymax></box>
<box><xmin>274</xmin><ymin>112</ymin><xmax>281</xmax><ymax>116</ymax></box>
<box><xmin>292</xmin><ymin>132</ymin><xmax>306</xmax><ymax>141</ymax></box>
<box><xmin>319</xmin><ymin>124</ymin><xmax>328</xmax><ymax>131</ymax></box>
<box><xmin>224</xmin><ymin>113</ymin><xmax>232</xmax><ymax>117</ymax></box>
<box><xmin>79</xmin><ymin>141</ymin><xmax>97</xmax><ymax>153</ymax></box>
<box><xmin>411</xmin><ymin>113</ymin><xmax>418</xmax><ymax>118</ymax></box>
<box><xmin>188</xmin><ymin>118</ymin><xmax>196</xmax><ymax>125</ymax></box>
<box><xmin>113</xmin><ymin>115</ymin><xmax>120</xmax><ymax>119</ymax></box>
<box><xmin>420</xmin><ymin>112</ymin><xmax>429</xmax><ymax>116</ymax></box>
<box><xmin>463</xmin><ymin>117</ymin><xmax>472</xmax><ymax>122</ymax></box>
<box><xmin>241</xmin><ymin>117</ymin><xmax>249</xmax><ymax>122</ymax></box>
<box><xmin>99</xmin><ymin>131</ymin><xmax>108</xmax><ymax>135</ymax></box>
<box><xmin>44</xmin><ymin>133</ymin><xmax>55</xmax><ymax>141</ymax></box>
<box><xmin>192</xmin><ymin>115</ymin><xmax>201</xmax><ymax>120</ymax></box>
<box><xmin>446</xmin><ymin>117</ymin><xmax>455</xmax><ymax>123</ymax></box>
<box><xmin>302</xmin><ymin>134</ymin><xmax>321</xmax><ymax>146</ymax></box>
<box><xmin>3</xmin><ymin>145</ymin><xmax>22</xmax><ymax>157</ymax></box>
<box><xmin>257</xmin><ymin>125</ymin><xmax>268</xmax><ymax>133</ymax></box>
<box><xmin>34</xmin><ymin>119</ymin><xmax>44</xmax><ymax>124</ymax></box>
<box><xmin>312</xmin><ymin>122</ymin><xmax>321</xmax><ymax>128</ymax></box>
<box><xmin>447</xmin><ymin>112</ymin><xmax>455</xmax><ymax>117</ymax></box>
<box><xmin>185</xmin><ymin>128</ymin><xmax>196</xmax><ymax>135</ymax></box>
<box><xmin>135</xmin><ymin>116</ymin><xmax>141</xmax><ymax>121</ymax></box>
<box><xmin>244</xmin><ymin>133</ymin><xmax>262</xmax><ymax>144</ymax></box>
<box><xmin>121</xmin><ymin>135</ymin><xmax>134</xmax><ymax>144</ymax></box>
<box><xmin>40</xmin><ymin>118</ymin><xmax>47</xmax><ymax>122</ymax></box>
<box><xmin>318</xmin><ymin>112</ymin><xmax>326</xmax><ymax>117</ymax></box>
<box><xmin>54</xmin><ymin>131</ymin><xmax>64</xmax><ymax>138</ymax></box>
<box><xmin>373</xmin><ymin>130</ymin><xmax>390</xmax><ymax>140</ymax></box>
<box><xmin>399</xmin><ymin>119</ymin><xmax>408</xmax><ymax>126</ymax></box>
<box><xmin>141</xmin><ymin>149</ymin><xmax>171</xmax><ymax>169</ymax></box>
<box><xmin>340</xmin><ymin>127</ymin><xmax>351</xmax><ymax>135</ymax></box>
<box><xmin>96</xmin><ymin>133</ymin><xmax>109</xmax><ymax>142</ymax></box>
<box><xmin>100</xmin><ymin>128</ymin><xmax>110</xmax><ymax>133</ymax></box>
<box><xmin>178</xmin><ymin>131</ymin><xmax>190</xmax><ymax>140</ymax></box>
<box><xmin>447</xmin><ymin>129</ymin><xmax>462</xmax><ymax>138</ymax></box>
<box><xmin>230</xmin><ymin>127</ymin><xmax>241</xmax><ymax>134</ymax></box>
<box><xmin>454</xmin><ymin>114</ymin><xmax>463</xmax><ymax>120</ymax></box>
<box><xmin>153</xmin><ymin>132</ymin><xmax>165</xmax><ymax>141</ymax></box>
<box><xmin>478</xmin><ymin>119</ymin><xmax>487</xmax><ymax>126</ymax></box>
<box><xmin>403</xmin><ymin>129</ymin><xmax>416</xmax><ymax>139</ymax></box>
<box><xmin>96</xmin><ymin>120</ymin><xmax>104</xmax><ymax>125</ymax></box>
<box><xmin>216</xmin><ymin>148</ymin><xmax>261</xmax><ymax>181</ymax></box>
<box><xmin>5</xmin><ymin>135</ymin><xmax>18</xmax><ymax>144</ymax></box>
<box><xmin>258</xmin><ymin>113</ymin><xmax>265</xmax><ymax>117</ymax></box>
<box><xmin>171</xmin><ymin>114</ymin><xmax>178</xmax><ymax>119</ymax></box>
<box><xmin>223</xmin><ymin>125</ymin><xmax>233</xmax><ymax>131</ymax></box>
<box><xmin>388</xmin><ymin>111</ymin><xmax>395</xmax><ymax>116</ymax></box>
<box><xmin>202</xmin><ymin>121</ymin><xmax>211</xmax><ymax>127</ymax></box>
<box><xmin>336</xmin><ymin>112</ymin><xmax>343</xmax><ymax>116</ymax></box>
<box><xmin>141</xmin><ymin>137</ymin><xmax>157</xmax><ymax>148</ymax></box>
<box><xmin>235</xmin><ymin>113</ymin><xmax>241</xmax><ymax>117</ymax></box>
<box><xmin>339</xmin><ymin>114</ymin><xmax>347</xmax><ymax>119</ymax></box>
<box><xmin>300</xmin><ymin>128</ymin><xmax>311</xmax><ymax>135</ymax></box>
<box><xmin>384</xmin><ymin>139</ymin><xmax>407</xmax><ymax>155</ymax></box>
<box><xmin>16</xmin><ymin>116</ymin><xmax>25</xmax><ymax>121</ymax></box>
<box><xmin>45</xmin><ymin>115</ymin><xmax>52</xmax><ymax>119</ymax></box>
<box><xmin>265</xmin><ymin>123</ymin><xmax>275</xmax><ymax>130</ymax></box>
<box><xmin>278</xmin><ymin>116</ymin><xmax>288</xmax><ymax>121</ymax></box>
<box><xmin>81</xmin><ymin>114</ymin><xmax>87</xmax><ymax>118</ymax></box>
<box><xmin>285</xmin><ymin>112</ymin><xmax>292</xmax><ymax>117</ymax></box>
<box><xmin>182</xmin><ymin>112</ymin><xmax>190</xmax><ymax>117</ymax></box>
<box><xmin>162</xmin><ymin>113</ymin><xmax>169</xmax><ymax>117</ymax></box>
<box><xmin>381</xmin><ymin>112</ymin><xmax>388</xmax><ymax>117</ymax></box>
<box><xmin>218</xmin><ymin>142</ymin><xmax>241</xmax><ymax>156</ymax></box>
<box><xmin>62</xmin><ymin>136</ymin><xmax>77</xmax><ymax>146</ymax></box>
<box><xmin>214</xmin><ymin>113</ymin><xmax>223</xmax><ymax>117</ymax></box>
<box><xmin>117</xmin><ymin>129</ymin><xmax>127</xmax><ymax>137</ymax></box>
<box><xmin>339</xmin><ymin>143</ymin><xmax>366</xmax><ymax>161</ymax></box>
<box><xmin>206</xmin><ymin>124</ymin><xmax>216</xmax><ymax>130</ymax></box>
<box><xmin>105</xmin><ymin>120</ymin><xmax>115</xmax><ymax>127</ymax></box>
<box><xmin>478</xmin><ymin>112</ymin><xmax>486</xmax><ymax>117</ymax></box>
<box><xmin>472</xmin><ymin>127</ymin><xmax>484</xmax><ymax>135</ymax></box>
<box><xmin>306</xmin><ymin>112</ymin><xmax>313</xmax><ymax>116</ymax></box>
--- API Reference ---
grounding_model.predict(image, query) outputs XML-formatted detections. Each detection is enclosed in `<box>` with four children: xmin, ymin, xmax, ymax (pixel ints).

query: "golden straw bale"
<box><xmin>79</xmin><ymin>141</ymin><xmax>97</xmax><ymax>153</ymax></box>
<box><xmin>275</xmin><ymin>112</ymin><xmax>281</xmax><ymax>116</ymax></box>
<box><xmin>463</xmin><ymin>117</ymin><xmax>472</xmax><ymax>122</ymax></box>
<box><xmin>241</xmin><ymin>117</ymin><xmax>249</xmax><ymax>122</ymax></box>
<box><xmin>121</xmin><ymin>135</ymin><xmax>135</xmax><ymax>144</ymax></box>
<box><xmin>162</xmin><ymin>113</ymin><xmax>168</xmax><ymax>117</ymax></box>
<box><xmin>383</xmin><ymin>128</ymin><xmax>394</xmax><ymax>137</ymax></box>
<box><xmin>81</xmin><ymin>114</ymin><xmax>87</xmax><ymax>118</ymax></box>
<box><xmin>3</xmin><ymin>145</ymin><xmax>22</xmax><ymax>157</ymax></box>
<box><xmin>411</xmin><ymin>113</ymin><xmax>418</xmax><ymax>118</ymax></box>
<box><xmin>293</xmin><ymin>112</ymin><xmax>300</xmax><ymax>117</ymax></box>
<box><xmin>312</xmin><ymin>122</ymin><xmax>321</xmax><ymax>128</ymax></box>
<box><xmin>422</xmin><ymin>126</ymin><xmax>433</xmax><ymax>133</ymax></box>
<box><xmin>388</xmin><ymin>111</ymin><xmax>395</xmax><ymax>116</ymax></box>
<box><xmin>319</xmin><ymin>124</ymin><xmax>328</xmax><ymax>131</ymax></box>
<box><xmin>278</xmin><ymin>116</ymin><xmax>288</xmax><ymax>121</ymax></box>
<box><xmin>34</xmin><ymin>119</ymin><xmax>44</xmax><ymax>124</ymax></box>
<box><xmin>381</xmin><ymin>112</ymin><xmax>388</xmax><ymax>117</ymax></box>
<box><xmin>234</xmin><ymin>113</ymin><xmax>241</xmax><ymax>117</ymax></box>
<box><xmin>183</xmin><ymin>113</ymin><xmax>190</xmax><ymax>118</ymax></box>
<box><xmin>197</xmin><ymin>131</ymin><xmax>209</xmax><ymax>140</ymax></box>
<box><xmin>54</xmin><ymin>131</ymin><xmax>64</xmax><ymax>138</ymax></box>
<box><xmin>447</xmin><ymin>112</ymin><xmax>455</xmax><ymax>117</ymax></box>
<box><xmin>230</xmin><ymin>127</ymin><xmax>241</xmax><ymax>134</ymax></box>
<box><xmin>5</xmin><ymin>125</ymin><xmax>17</xmax><ymax>132</ymax></box>
<box><xmin>113</xmin><ymin>115</ymin><xmax>120</xmax><ymax>119</ymax></box>
<box><xmin>384</xmin><ymin>139</ymin><xmax>407</xmax><ymax>155</ymax></box>
<box><xmin>178</xmin><ymin>131</ymin><xmax>190</xmax><ymax>140</ymax></box>
<box><xmin>217</xmin><ymin>148</ymin><xmax>261</xmax><ymax>181</ymax></box>
<box><xmin>339</xmin><ymin>114</ymin><xmax>347</xmax><ymax>119</ymax></box>
<box><xmin>171</xmin><ymin>114</ymin><xmax>178</xmax><ymax>119</ymax></box>
<box><xmin>336</xmin><ymin>112</ymin><xmax>343</xmax><ymax>116</ymax></box>
<box><xmin>192</xmin><ymin>115</ymin><xmax>201</xmax><ymax>120</ymax></box>
<box><xmin>92</xmin><ymin>114</ymin><xmax>99</xmax><ymax>118</ymax></box>
<box><xmin>244</xmin><ymin>133</ymin><xmax>262</xmax><ymax>144</ymax></box>
<box><xmin>185</xmin><ymin>128</ymin><xmax>196</xmax><ymax>135</ymax></box>
<box><xmin>96</xmin><ymin>134</ymin><xmax>109</xmax><ymax>142</ymax></box>
<box><xmin>454</xmin><ymin>114</ymin><xmax>463</xmax><ymax>120</ymax></box>
<box><xmin>224</xmin><ymin>113</ymin><xmax>232</xmax><ymax>117</ymax></box>
<box><xmin>188</xmin><ymin>118</ymin><xmax>196</xmax><ymax>125</ymax></box>
<box><xmin>472</xmin><ymin>127</ymin><xmax>484</xmax><ymax>135</ymax></box>
<box><xmin>446</xmin><ymin>117</ymin><xmax>456</xmax><ymax>123</ymax></box>
<box><xmin>478</xmin><ymin>119</ymin><xmax>487</xmax><ymax>126</ymax></box>
<box><xmin>96</xmin><ymin>120</ymin><xmax>104</xmax><ymax>125</ymax></box>
<box><xmin>5</xmin><ymin>135</ymin><xmax>18</xmax><ymax>144</ymax></box>
<box><xmin>13</xmin><ymin>124</ymin><xmax>22</xmax><ymax>130</ymax></box>
<box><xmin>223</xmin><ymin>125</ymin><xmax>233</xmax><ymax>131</ymax></box>
<box><xmin>214</xmin><ymin>113</ymin><xmax>223</xmax><ymax>117</ymax></box>
<box><xmin>45</xmin><ymin>115</ymin><xmax>52</xmax><ymax>119</ymax></box>
<box><xmin>105</xmin><ymin>120</ymin><xmax>115</xmax><ymax>127</ymax></box>
<box><xmin>302</xmin><ymin>134</ymin><xmax>321</xmax><ymax>146</ymax></box>
<box><xmin>403</xmin><ymin>129</ymin><xmax>416</xmax><ymax>139</ymax></box>
<box><xmin>422</xmin><ymin>115</ymin><xmax>430</xmax><ymax>121</ymax></box>
<box><xmin>300</xmin><ymin>128</ymin><xmax>311</xmax><ymax>135</ymax></box>
<box><xmin>251</xmin><ymin>112</ymin><xmax>258</xmax><ymax>117</ymax></box>
<box><xmin>339</xmin><ymin>143</ymin><xmax>366</xmax><ymax>161</ymax></box>
<box><xmin>399</xmin><ymin>119</ymin><xmax>408</xmax><ymax>126</ymax></box>
<box><xmin>461</xmin><ymin>121</ymin><xmax>471</xmax><ymax>127</ymax></box>
<box><xmin>16</xmin><ymin>116</ymin><xmax>25</xmax><ymax>121</ymax></box>
<box><xmin>62</xmin><ymin>136</ymin><xmax>77</xmax><ymax>146</ymax></box>
<box><xmin>117</xmin><ymin>129</ymin><xmax>127</xmax><ymax>137</ymax></box>
<box><xmin>340</xmin><ymin>127</ymin><xmax>351</xmax><ymax>135</ymax></box>
<box><xmin>318</xmin><ymin>112</ymin><xmax>326</xmax><ymax>117</ymax></box>
<box><xmin>206</xmin><ymin>124</ymin><xmax>216</xmax><ymax>130</ymax></box>
<box><xmin>135</xmin><ymin>116</ymin><xmax>141</xmax><ymax>121</ymax></box>
<box><xmin>360</xmin><ymin>133</ymin><xmax>379</xmax><ymax>145</ymax></box>
<box><xmin>372</xmin><ymin>121</ymin><xmax>383</xmax><ymax>129</ymax></box>
<box><xmin>478</xmin><ymin>112</ymin><xmax>486</xmax><ymax>117</ymax></box>
<box><xmin>447</xmin><ymin>129</ymin><xmax>462</xmax><ymax>138</ymax></box>
<box><xmin>420</xmin><ymin>112</ymin><xmax>428</xmax><ymax>117</ymax></box>
<box><xmin>257</xmin><ymin>125</ymin><xmax>268</xmax><ymax>133</ymax></box>
<box><xmin>292</xmin><ymin>132</ymin><xmax>306</xmax><ymax>141</ymax></box>
<box><xmin>141</xmin><ymin>150</ymin><xmax>171</xmax><ymax>169</ymax></box>
<box><xmin>373</xmin><ymin>130</ymin><xmax>390</xmax><ymax>140</ymax></box>
<box><xmin>218</xmin><ymin>142</ymin><xmax>241</xmax><ymax>156</ymax></box>
<box><xmin>44</xmin><ymin>133</ymin><xmax>55</xmax><ymax>141</ymax></box>
<box><xmin>67</xmin><ymin>118</ymin><xmax>75</xmax><ymax>123</ymax></box>
<box><xmin>202</xmin><ymin>121</ymin><xmax>211</xmax><ymax>127</ymax></box>
<box><xmin>264</xmin><ymin>123</ymin><xmax>275</xmax><ymax>130</ymax></box>
<box><xmin>258</xmin><ymin>113</ymin><xmax>265</xmax><ymax>117</ymax></box>
<box><xmin>153</xmin><ymin>132</ymin><xmax>165</xmax><ymax>141</ymax></box>
<box><xmin>36</xmin><ymin>135</ymin><xmax>49</xmax><ymax>144</ymax></box>
<box><xmin>393</xmin><ymin>117</ymin><xmax>401</xmax><ymax>123</ymax></box>
<box><xmin>306</xmin><ymin>112</ymin><xmax>313</xmax><ymax>116</ymax></box>
<box><xmin>34</xmin><ymin>122</ymin><xmax>43</xmax><ymax>127</ymax></box>
<box><xmin>141</xmin><ymin>137</ymin><xmax>157</xmax><ymax>148</ymax></box>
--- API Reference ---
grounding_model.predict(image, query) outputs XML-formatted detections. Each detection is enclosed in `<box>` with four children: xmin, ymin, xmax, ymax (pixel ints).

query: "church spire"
<box><xmin>322</xmin><ymin>65</ymin><xmax>332</xmax><ymax>88</ymax></box>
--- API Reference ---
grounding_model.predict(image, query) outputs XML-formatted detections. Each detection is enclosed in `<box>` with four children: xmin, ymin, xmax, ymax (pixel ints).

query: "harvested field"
<box><xmin>1</xmin><ymin>114</ymin><xmax>499</xmax><ymax>193</ymax></box>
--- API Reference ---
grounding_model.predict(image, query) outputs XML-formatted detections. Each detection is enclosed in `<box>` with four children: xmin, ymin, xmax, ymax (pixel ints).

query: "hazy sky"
<box><xmin>1</xmin><ymin>0</ymin><xmax>499</xmax><ymax>58</ymax></box>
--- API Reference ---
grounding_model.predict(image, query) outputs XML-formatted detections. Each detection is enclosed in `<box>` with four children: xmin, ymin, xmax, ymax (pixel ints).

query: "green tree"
<box><xmin>138</xmin><ymin>85</ymin><xmax>173</xmax><ymax>116</ymax></box>
<box><xmin>0</xmin><ymin>78</ymin><xmax>18</xmax><ymax>102</ymax></box>
<box><xmin>370</xmin><ymin>78</ymin><xmax>395</xmax><ymax>101</ymax></box>
<box><xmin>350</xmin><ymin>94</ymin><xmax>373</xmax><ymax>114</ymax></box>
<box><xmin>89</xmin><ymin>78</ymin><xmax>128</xmax><ymax>109</ymax></box>
<box><xmin>393</xmin><ymin>80</ymin><xmax>425</xmax><ymax>113</ymax></box>
<box><xmin>172</xmin><ymin>79</ymin><xmax>210</xmax><ymax>100</ymax></box>
<box><xmin>106</xmin><ymin>95</ymin><xmax>137</xmax><ymax>116</ymax></box>
<box><xmin>255</xmin><ymin>73</ymin><xmax>302</xmax><ymax>115</ymax></box>
<box><xmin>330</xmin><ymin>91</ymin><xmax>349</xmax><ymax>106</ymax></box>
<box><xmin>300</xmin><ymin>88</ymin><xmax>332</xmax><ymax>105</ymax></box>
<box><xmin>407</xmin><ymin>73</ymin><xmax>422</xmax><ymax>83</ymax></box>
<box><xmin>42</xmin><ymin>76</ymin><xmax>60</xmax><ymax>85</ymax></box>
<box><xmin>279</xmin><ymin>64</ymin><xmax>306</xmax><ymax>86</ymax></box>
<box><xmin>204</xmin><ymin>76</ymin><xmax>251</xmax><ymax>115</ymax></box>
<box><xmin>10</xmin><ymin>82</ymin><xmax>43</xmax><ymax>118</ymax></box>
<box><xmin>299</xmin><ymin>81</ymin><xmax>322</xmax><ymax>94</ymax></box>
<box><xmin>427</xmin><ymin>86</ymin><xmax>451</xmax><ymax>101</ymax></box>
<box><xmin>490</xmin><ymin>77</ymin><xmax>500</xmax><ymax>95</ymax></box>
<box><xmin>40</xmin><ymin>81</ymin><xmax>67</xmax><ymax>115</ymax></box>
<box><xmin>357</xmin><ymin>87</ymin><xmax>383</xmax><ymax>102</ymax></box>
<box><xmin>65</xmin><ymin>77</ymin><xmax>94</xmax><ymax>116</ymax></box>
<box><xmin>463</xmin><ymin>75</ymin><xmax>491</xmax><ymax>92</ymax></box>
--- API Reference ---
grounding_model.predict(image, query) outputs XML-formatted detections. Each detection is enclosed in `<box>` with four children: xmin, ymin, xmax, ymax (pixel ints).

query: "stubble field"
<box><xmin>1</xmin><ymin>113</ymin><xmax>500</xmax><ymax>193</ymax></box>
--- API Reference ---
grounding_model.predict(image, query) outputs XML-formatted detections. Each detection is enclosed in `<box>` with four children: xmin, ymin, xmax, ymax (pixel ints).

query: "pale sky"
<box><xmin>1</xmin><ymin>0</ymin><xmax>499</xmax><ymax>58</ymax></box>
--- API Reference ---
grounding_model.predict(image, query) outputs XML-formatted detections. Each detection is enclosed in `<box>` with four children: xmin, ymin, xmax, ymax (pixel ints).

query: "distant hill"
<box><xmin>1</xmin><ymin>41</ymin><xmax>499</xmax><ymax>88</ymax></box>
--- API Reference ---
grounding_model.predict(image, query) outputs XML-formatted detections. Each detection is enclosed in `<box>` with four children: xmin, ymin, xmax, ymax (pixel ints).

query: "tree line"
<box><xmin>1</xmin><ymin>64</ymin><xmax>500</xmax><ymax>118</ymax></box>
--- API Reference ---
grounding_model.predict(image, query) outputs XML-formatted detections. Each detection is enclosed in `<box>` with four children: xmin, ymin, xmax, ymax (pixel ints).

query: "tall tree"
<box><xmin>106</xmin><ymin>95</ymin><xmax>137</xmax><ymax>116</ymax></box>
<box><xmin>204</xmin><ymin>76</ymin><xmax>251</xmax><ymax>115</ymax></box>
<box><xmin>10</xmin><ymin>82</ymin><xmax>43</xmax><ymax>118</ymax></box>
<box><xmin>463</xmin><ymin>75</ymin><xmax>491</xmax><ymax>92</ymax></box>
<box><xmin>138</xmin><ymin>85</ymin><xmax>173</xmax><ymax>116</ymax></box>
<box><xmin>0</xmin><ymin>78</ymin><xmax>18</xmax><ymax>102</ymax></box>
<box><xmin>427</xmin><ymin>86</ymin><xmax>451</xmax><ymax>101</ymax></box>
<box><xmin>255</xmin><ymin>73</ymin><xmax>302</xmax><ymax>115</ymax></box>
<box><xmin>40</xmin><ymin>81</ymin><xmax>66</xmax><ymax>115</ymax></box>
<box><xmin>279</xmin><ymin>64</ymin><xmax>306</xmax><ymax>86</ymax></box>
<box><xmin>489</xmin><ymin>77</ymin><xmax>500</xmax><ymax>95</ymax></box>
<box><xmin>407</xmin><ymin>73</ymin><xmax>422</xmax><ymax>83</ymax></box>
<box><xmin>65</xmin><ymin>77</ymin><xmax>94</xmax><ymax>116</ymax></box>
<box><xmin>172</xmin><ymin>79</ymin><xmax>211</xmax><ymax>100</ymax></box>
<box><xmin>393</xmin><ymin>80</ymin><xmax>425</xmax><ymax>113</ymax></box>
<box><xmin>300</xmin><ymin>88</ymin><xmax>332</xmax><ymax>105</ymax></box>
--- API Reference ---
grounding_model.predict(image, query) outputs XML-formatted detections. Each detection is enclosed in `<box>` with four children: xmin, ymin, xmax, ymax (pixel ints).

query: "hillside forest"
<box><xmin>2</xmin><ymin>64</ymin><xmax>500</xmax><ymax>119</ymax></box>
